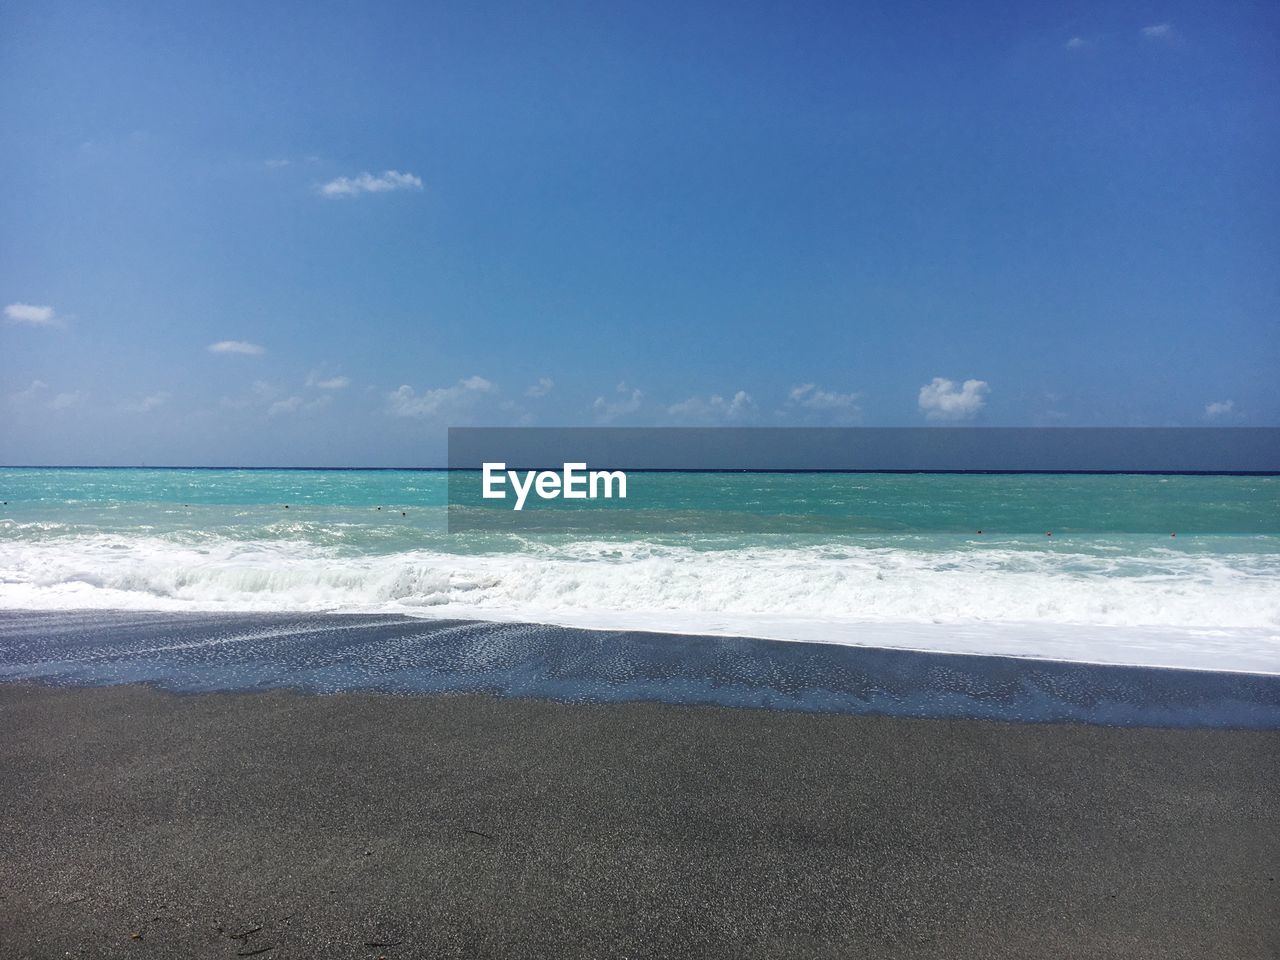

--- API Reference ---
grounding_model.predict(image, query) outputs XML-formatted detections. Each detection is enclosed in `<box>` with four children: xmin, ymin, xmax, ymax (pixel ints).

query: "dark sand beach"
<box><xmin>2</xmin><ymin>680</ymin><xmax>1277</xmax><ymax>959</ymax></box>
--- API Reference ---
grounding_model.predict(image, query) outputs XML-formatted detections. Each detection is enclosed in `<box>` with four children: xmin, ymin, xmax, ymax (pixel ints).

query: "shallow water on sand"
<box><xmin>2</xmin><ymin>610</ymin><xmax>1278</xmax><ymax>729</ymax></box>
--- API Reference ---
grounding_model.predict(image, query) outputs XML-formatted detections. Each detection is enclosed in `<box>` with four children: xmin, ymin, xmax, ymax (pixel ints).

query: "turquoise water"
<box><xmin>1</xmin><ymin>468</ymin><xmax>1278</xmax><ymax>672</ymax></box>
<box><xmin>4</xmin><ymin>467</ymin><xmax>1277</xmax><ymax>536</ymax></box>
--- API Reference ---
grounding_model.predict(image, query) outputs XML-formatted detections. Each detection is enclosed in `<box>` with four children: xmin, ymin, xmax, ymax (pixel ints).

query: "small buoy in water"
<box><xmin>284</xmin><ymin>505</ymin><xmax>289</xmax><ymax>509</ymax></box>
<box><xmin>377</xmin><ymin>506</ymin><xmax>381</xmax><ymax>510</ymax></box>
<box><xmin>401</xmin><ymin>511</ymin><xmax>406</xmax><ymax>516</ymax></box>
<box><xmin>976</xmin><ymin>529</ymin><xmax>983</xmax><ymax>534</ymax></box>
<box><xmin>1171</xmin><ymin>532</ymin><xmax>1176</xmax><ymax>537</ymax></box>
<box><xmin>1046</xmin><ymin>531</ymin><xmax>1052</xmax><ymax>537</ymax></box>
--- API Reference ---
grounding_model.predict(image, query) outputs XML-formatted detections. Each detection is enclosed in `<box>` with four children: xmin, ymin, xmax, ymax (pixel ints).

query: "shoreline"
<box><xmin>7</xmin><ymin>603</ymin><xmax>1279</xmax><ymax>676</ymax></box>
<box><xmin>2</xmin><ymin>681</ymin><xmax>1277</xmax><ymax>958</ymax></box>
<box><xmin>2</xmin><ymin>609</ymin><xmax>1279</xmax><ymax>728</ymax></box>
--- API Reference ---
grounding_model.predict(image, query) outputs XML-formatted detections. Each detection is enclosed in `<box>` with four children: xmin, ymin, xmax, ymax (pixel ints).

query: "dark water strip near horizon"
<box><xmin>1</xmin><ymin>610</ymin><xmax>1277</xmax><ymax>729</ymax></box>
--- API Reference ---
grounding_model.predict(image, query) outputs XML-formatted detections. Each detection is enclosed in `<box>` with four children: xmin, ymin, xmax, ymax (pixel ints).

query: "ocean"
<box><xmin>1</xmin><ymin>467</ymin><xmax>1277</xmax><ymax>674</ymax></box>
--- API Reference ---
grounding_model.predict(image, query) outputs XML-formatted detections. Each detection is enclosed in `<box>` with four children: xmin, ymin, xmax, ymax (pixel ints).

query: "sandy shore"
<box><xmin>1</xmin><ymin>682</ymin><xmax>1277</xmax><ymax>959</ymax></box>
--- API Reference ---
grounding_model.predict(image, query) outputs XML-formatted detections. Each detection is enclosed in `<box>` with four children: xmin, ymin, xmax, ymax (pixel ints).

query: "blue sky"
<box><xmin>2</xmin><ymin>0</ymin><xmax>1277</xmax><ymax>466</ymax></box>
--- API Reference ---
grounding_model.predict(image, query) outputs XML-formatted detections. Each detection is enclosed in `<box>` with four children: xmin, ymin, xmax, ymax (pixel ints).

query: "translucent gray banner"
<box><xmin>446</xmin><ymin>428</ymin><xmax>1279</xmax><ymax>534</ymax></box>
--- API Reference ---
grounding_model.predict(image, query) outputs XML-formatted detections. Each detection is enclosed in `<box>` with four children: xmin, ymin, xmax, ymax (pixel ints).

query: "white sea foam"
<box><xmin>1</xmin><ymin>534</ymin><xmax>1278</xmax><ymax>673</ymax></box>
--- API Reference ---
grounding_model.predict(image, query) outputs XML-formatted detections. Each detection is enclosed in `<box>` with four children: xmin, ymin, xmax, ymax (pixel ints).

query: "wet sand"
<box><xmin>3</xmin><ymin>610</ymin><xmax>1279</xmax><ymax>728</ymax></box>
<box><xmin>1</xmin><ymin>683</ymin><xmax>1276</xmax><ymax>958</ymax></box>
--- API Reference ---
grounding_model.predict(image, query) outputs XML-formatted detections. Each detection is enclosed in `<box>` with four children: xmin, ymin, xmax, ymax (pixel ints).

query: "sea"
<box><xmin>1</xmin><ymin>467</ymin><xmax>1277</xmax><ymax>675</ymax></box>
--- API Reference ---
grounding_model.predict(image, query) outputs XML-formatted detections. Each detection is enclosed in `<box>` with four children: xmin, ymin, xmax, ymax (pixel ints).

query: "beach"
<box><xmin>2</xmin><ymin>680</ymin><xmax>1277</xmax><ymax>959</ymax></box>
<box><xmin>2</xmin><ymin>468</ymin><xmax>1278</xmax><ymax>956</ymax></box>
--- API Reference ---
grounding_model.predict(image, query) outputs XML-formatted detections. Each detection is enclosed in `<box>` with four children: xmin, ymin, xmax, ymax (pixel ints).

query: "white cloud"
<box><xmin>668</xmin><ymin>390</ymin><xmax>754</xmax><ymax>424</ymax></box>
<box><xmin>208</xmin><ymin>340</ymin><xmax>265</xmax><ymax>356</ymax></box>
<box><xmin>9</xmin><ymin>380</ymin><xmax>48</xmax><ymax>402</ymax></box>
<box><xmin>788</xmin><ymin>383</ymin><xmax>860</xmax><ymax>411</ymax></box>
<box><xmin>387</xmin><ymin>375</ymin><xmax>495</xmax><ymax>419</ymax></box>
<box><xmin>1203</xmin><ymin>400</ymin><xmax>1235</xmax><ymax>420</ymax></box>
<box><xmin>525</xmin><ymin>377</ymin><xmax>555</xmax><ymax>398</ymax></box>
<box><xmin>266</xmin><ymin>156</ymin><xmax>319</xmax><ymax>169</ymax></box>
<box><xmin>1141</xmin><ymin>23</ymin><xmax>1179</xmax><ymax>44</ymax></box>
<box><xmin>269</xmin><ymin>394</ymin><xmax>331</xmax><ymax>417</ymax></box>
<box><xmin>8</xmin><ymin>380</ymin><xmax>87</xmax><ymax>410</ymax></box>
<box><xmin>220</xmin><ymin>380</ymin><xmax>281</xmax><ymax>410</ymax></box>
<box><xmin>593</xmin><ymin>383</ymin><xmax>644</xmax><ymax>423</ymax></box>
<box><xmin>320</xmin><ymin>170</ymin><xmax>423</xmax><ymax>198</ymax></box>
<box><xmin>1035</xmin><ymin>391</ymin><xmax>1069</xmax><ymax>425</ymax></box>
<box><xmin>1065</xmin><ymin>36</ymin><xmax>1088</xmax><ymax>51</ymax></box>
<box><xmin>784</xmin><ymin>383</ymin><xmax>862</xmax><ymax>423</ymax></box>
<box><xmin>119</xmin><ymin>391</ymin><xmax>172</xmax><ymax>413</ymax></box>
<box><xmin>268</xmin><ymin>396</ymin><xmax>302</xmax><ymax>416</ymax></box>
<box><xmin>224</xmin><ymin>379</ymin><xmax>338</xmax><ymax>416</ymax></box>
<box><xmin>498</xmin><ymin>398</ymin><xmax>535</xmax><ymax>426</ymax></box>
<box><xmin>307</xmin><ymin>370</ymin><xmax>350</xmax><ymax>390</ymax></box>
<box><xmin>5</xmin><ymin>303</ymin><xmax>60</xmax><ymax>326</ymax></box>
<box><xmin>918</xmin><ymin>377</ymin><xmax>989</xmax><ymax>421</ymax></box>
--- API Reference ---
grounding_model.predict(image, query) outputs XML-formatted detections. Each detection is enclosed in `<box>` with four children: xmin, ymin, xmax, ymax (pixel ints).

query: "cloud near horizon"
<box><xmin>208</xmin><ymin>340</ymin><xmax>265</xmax><ymax>356</ymax></box>
<box><xmin>784</xmin><ymin>383</ymin><xmax>862</xmax><ymax>423</ymax></box>
<box><xmin>307</xmin><ymin>371</ymin><xmax>350</xmax><ymax>390</ymax></box>
<box><xmin>525</xmin><ymin>377</ymin><xmax>555</xmax><ymax>398</ymax></box>
<box><xmin>5</xmin><ymin>303</ymin><xmax>60</xmax><ymax>326</ymax></box>
<box><xmin>119</xmin><ymin>391</ymin><xmax>172</xmax><ymax>413</ymax></box>
<box><xmin>668</xmin><ymin>390</ymin><xmax>754</xmax><ymax>424</ymax></box>
<box><xmin>7</xmin><ymin>380</ymin><xmax>85</xmax><ymax>410</ymax></box>
<box><xmin>593</xmin><ymin>383</ymin><xmax>644</xmax><ymax>424</ymax></box>
<box><xmin>918</xmin><ymin>377</ymin><xmax>989</xmax><ymax>421</ymax></box>
<box><xmin>1203</xmin><ymin>399</ymin><xmax>1236</xmax><ymax>420</ymax></box>
<box><xmin>319</xmin><ymin>170</ymin><xmax>423</xmax><ymax>198</ymax></box>
<box><xmin>219</xmin><ymin>380</ymin><xmax>282</xmax><ymax>411</ymax></box>
<box><xmin>269</xmin><ymin>394</ymin><xmax>331</xmax><ymax>417</ymax></box>
<box><xmin>387</xmin><ymin>375</ymin><xmax>495</xmax><ymax>419</ymax></box>
<box><xmin>49</xmin><ymin>390</ymin><xmax>84</xmax><ymax>410</ymax></box>
<box><xmin>1141</xmin><ymin>23</ymin><xmax>1180</xmax><ymax>44</ymax></box>
<box><xmin>10</xmin><ymin>380</ymin><xmax>49</xmax><ymax>403</ymax></box>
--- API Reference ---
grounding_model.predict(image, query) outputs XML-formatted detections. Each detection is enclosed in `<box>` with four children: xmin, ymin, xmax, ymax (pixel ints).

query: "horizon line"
<box><xmin>2</xmin><ymin>465</ymin><xmax>1278</xmax><ymax>477</ymax></box>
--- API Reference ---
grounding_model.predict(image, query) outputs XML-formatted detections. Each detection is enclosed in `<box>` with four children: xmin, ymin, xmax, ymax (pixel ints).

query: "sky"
<box><xmin>1</xmin><ymin>0</ymin><xmax>1277</xmax><ymax>466</ymax></box>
